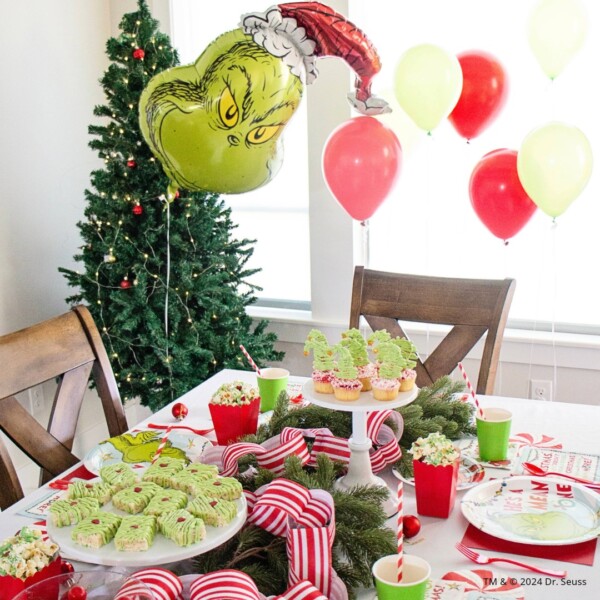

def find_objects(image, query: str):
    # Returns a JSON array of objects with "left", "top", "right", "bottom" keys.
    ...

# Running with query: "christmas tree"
[{"left": 60, "top": 0, "right": 283, "bottom": 411}]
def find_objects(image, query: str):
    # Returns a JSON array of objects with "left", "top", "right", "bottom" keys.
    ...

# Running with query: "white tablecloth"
[{"left": 2, "top": 369, "right": 599, "bottom": 599}]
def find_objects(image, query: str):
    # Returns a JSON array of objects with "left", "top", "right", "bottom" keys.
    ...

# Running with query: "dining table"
[{"left": 1, "top": 368, "right": 599, "bottom": 599}]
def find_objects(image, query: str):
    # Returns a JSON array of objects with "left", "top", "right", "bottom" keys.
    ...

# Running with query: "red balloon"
[
  {"left": 322, "top": 116, "right": 402, "bottom": 221},
  {"left": 469, "top": 149, "right": 537, "bottom": 241},
  {"left": 449, "top": 51, "right": 508, "bottom": 140}
]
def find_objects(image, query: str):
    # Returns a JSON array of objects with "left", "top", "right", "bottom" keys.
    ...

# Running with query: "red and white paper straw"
[
  {"left": 397, "top": 480, "right": 403, "bottom": 582},
  {"left": 458, "top": 362, "right": 484, "bottom": 420},
  {"left": 151, "top": 425, "right": 173, "bottom": 464},
  {"left": 239, "top": 344, "right": 261, "bottom": 376}
]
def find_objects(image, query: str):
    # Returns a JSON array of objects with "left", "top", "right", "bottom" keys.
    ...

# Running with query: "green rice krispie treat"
[
  {"left": 168, "top": 463, "right": 219, "bottom": 492},
  {"left": 49, "top": 497, "right": 100, "bottom": 528},
  {"left": 157, "top": 509, "right": 205, "bottom": 546},
  {"left": 188, "top": 476, "right": 243, "bottom": 500},
  {"left": 187, "top": 495, "right": 237, "bottom": 527},
  {"left": 67, "top": 480, "right": 114, "bottom": 505},
  {"left": 142, "top": 457, "right": 186, "bottom": 487},
  {"left": 143, "top": 488, "right": 188, "bottom": 516},
  {"left": 111, "top": 482, "right": 162, "bottom": 514},
  {"left": 99, "top": 462, "right": 138, "bottom": 491},
  {"left": 114, "top": 515, "right": 157, "bottom": 552},
  {"left": 71, "top": 512, "right": 122, "bottom": 548}
]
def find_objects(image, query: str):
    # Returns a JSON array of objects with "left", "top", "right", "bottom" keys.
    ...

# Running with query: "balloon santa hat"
[{"left": 139, "top": 2, "right": 389, "bottom": 198}]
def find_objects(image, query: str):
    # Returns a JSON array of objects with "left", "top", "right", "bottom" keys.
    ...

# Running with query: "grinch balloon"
[{"left": 139, "top": 2, "right": 389, "bottom": 196}]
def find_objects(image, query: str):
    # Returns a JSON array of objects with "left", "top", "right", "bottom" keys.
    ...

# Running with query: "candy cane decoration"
[
  {"left": 397, "top": 480, "right": 403, "bottom": 582},
  {"left": 151, "top": 425, "right": 174, "bottom": 464},
  {"left": 458, "top": 362, "right": 484, "bottom": 419},
  {"left": 240, "top": 344, "right": 262, "bottom": 375}
]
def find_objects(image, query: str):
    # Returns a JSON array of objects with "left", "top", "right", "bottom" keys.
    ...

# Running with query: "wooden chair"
[
  {"left": 0, "top": 305, "right": 128, "bottom": 510},
  {"left": 349, "top": 266, "right": 516, "bottom": 396}
]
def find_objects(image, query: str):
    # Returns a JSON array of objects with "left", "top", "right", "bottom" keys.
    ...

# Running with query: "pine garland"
[{"left": 192, "top": 376, "right": 475, "bottom": 598}]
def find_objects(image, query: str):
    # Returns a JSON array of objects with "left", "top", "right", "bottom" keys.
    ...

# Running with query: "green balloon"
[
  {"left": 528, "top": 0, "right": 588, "bottom": 80},
  {"left": 393, "top": 43, "right": 462, "bottom": 133},
  {"left": 517, "top": 122, "right": 592, "bottom": 218},
  {"left": 139, "top": 29, "right": 303, "bottom": 195}
]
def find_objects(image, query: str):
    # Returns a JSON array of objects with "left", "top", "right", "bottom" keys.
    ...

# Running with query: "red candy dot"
[
  {"left": 91, "top": 519, "right": 100, "bottom": 524},
  {"left": 177, "top": 517, "right": 186, "bottom": 522},
  {"left": 134, "top": 487, "right": 142, "bottom": 492}
]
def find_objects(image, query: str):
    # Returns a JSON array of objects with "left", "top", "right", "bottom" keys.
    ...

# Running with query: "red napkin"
[
  {"left": 48, "top": 463, "right": 97, "bottom": 489},
  {"left": 461, "top": 524, "right": 597, "bottom": 566}
]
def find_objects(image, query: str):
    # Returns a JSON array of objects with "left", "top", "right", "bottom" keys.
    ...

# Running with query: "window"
[
  {"left": 351, "top": 0, "right": 600, "bottom": 330},
  {"left": 172, "top": 0, "right": 600, "bottom": 330}
]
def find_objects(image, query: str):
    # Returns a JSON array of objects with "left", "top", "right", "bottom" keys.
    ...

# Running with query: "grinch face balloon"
[
  {"left": 139, "top": 2, "right": 389, "bottom": 196},
  {"left": 139, "top": 29, "right": 303, "bottom": 195}
]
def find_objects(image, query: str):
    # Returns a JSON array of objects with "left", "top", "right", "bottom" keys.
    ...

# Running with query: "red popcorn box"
[
  {"left": 209, "top": 396, "right": 260, "bottom": 446},
  {"left": 0, "top": 555, "right": 62, "bottom": 600},
  {"left": 413, "top": 459, "right": 460, "bottom": 518}
]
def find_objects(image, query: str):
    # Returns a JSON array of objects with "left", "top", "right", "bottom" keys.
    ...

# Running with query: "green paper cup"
[
  {"left": 372, "top": 554, "right": 431, "bottom": 600},
  {"left": 257, "top": 367, "right": 289, "bottom": 412},
  {"left": 476, "top": 407, "right": 512, "bottom": 461}
]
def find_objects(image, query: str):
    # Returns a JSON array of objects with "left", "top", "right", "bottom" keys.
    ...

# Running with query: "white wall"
[
  {"left": 0, "top": 0, "right": 167, "bottom": 500},
  {"left": 0, "top": 0, "right": 171, "bottom": 334}
]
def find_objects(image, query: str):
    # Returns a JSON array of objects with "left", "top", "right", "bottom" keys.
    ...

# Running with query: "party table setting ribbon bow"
[{"left": 202, "top": 409, "right": 403, "bottom": 477}]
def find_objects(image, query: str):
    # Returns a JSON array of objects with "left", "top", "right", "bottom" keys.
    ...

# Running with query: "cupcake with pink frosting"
[
  {"left": 391, "top": 337, "right": 418, "bottom": 391},
  {"left": 331, "top": 344, "right": 363, "bottom": 401},
  {"left": 340, "top": 328, "right": 375, "bottom": 391},
  {"left": 370, "top": 341, "right": 407, "bottom": 401},
  {"left": 304, "top": 329, "right": 335, "bottom": 394}
]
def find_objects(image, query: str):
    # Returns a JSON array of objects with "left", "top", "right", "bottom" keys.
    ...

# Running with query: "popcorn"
[
  {"left": 0, "top": 527, "right": 59, "bottom": 580},
  {"left": 210, "top": 381, "right": 259, "bottom": 406},
  {"left": 409, "top": 432, "right": 460, "bottom": 467}
]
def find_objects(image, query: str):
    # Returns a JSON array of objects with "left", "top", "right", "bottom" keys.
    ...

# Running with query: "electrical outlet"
[
  {"left": 28, "top": 388, "right": 44, "bottom": 414},
  {"left": 529, "top": 379, "right": 553, "bottom": 401}
]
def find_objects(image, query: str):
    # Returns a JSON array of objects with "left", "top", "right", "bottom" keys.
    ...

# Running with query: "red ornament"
[
  {"left": 60, "top": 560, "right": 74, "bottom": 574},
  {"left": 127, "top": 159, "right": 137, "bottom": 168},
  {"left": 132, "top": 204, "right": 143, "bottom": 216},
  {"left": 67, "top": 586, "right": 87, "bottom": 600},
  {"left": 133, "top": 48, "right": 145, "bottom": 60},
  {"left": 172, "top": 402, "right": 188, "bottom": 421},
  {"left": 403, "top": 514, "right": 421, "bottom": 539},
  {"left": 120, "top": 279, "right": 132, "bottom": 289}
]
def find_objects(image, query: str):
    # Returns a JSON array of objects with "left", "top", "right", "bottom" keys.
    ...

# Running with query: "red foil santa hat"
[{"left": 241, "top": 2, "right": 390, "bottom": 115}]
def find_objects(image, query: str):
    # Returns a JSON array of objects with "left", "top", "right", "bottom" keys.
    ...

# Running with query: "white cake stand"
[{"left": 302, "top": 381, "right": 418, "bottom": 516}]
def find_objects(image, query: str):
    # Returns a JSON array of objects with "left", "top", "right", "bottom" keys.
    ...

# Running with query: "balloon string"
[
  {"left": 165, "top": 197, "right": 171, "bottom": 354},
  {"left": 361, "top": 219, "right": 370, "bottom": 268},
  {"left": 550, "top": 219, "right": 558, "bottom": 400}
]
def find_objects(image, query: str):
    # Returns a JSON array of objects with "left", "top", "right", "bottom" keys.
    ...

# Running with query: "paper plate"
[
  {"left": 84, "top": 430, "right": 212, "bottom": 475},
  {"left": 393, "top": 455, "right": 485, "bottom": 491},
  {"left": 461, "top": 475, "right": 600, "bottom": 546}
]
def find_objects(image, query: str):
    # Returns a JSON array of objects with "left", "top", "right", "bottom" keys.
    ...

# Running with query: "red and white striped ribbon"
[
  {"left": 286, "top": 489, "right": 335, "bottom": 597},
  {"left": 115, "top": 567, "right": 183, "bottom": 600},
  {"left": 190, "top": 570, "right": 261, "bottom": 600},
  {"left": 204, "top": 428, "right": 311, "bottom": 477},
  {"left": 203, "top": 411, "right": 403, "bottom": 478},
  {"left": 188, "top": 570, "right": 332, "bottom": 600},
  {"left": 187, "top": 480, "right": 344, "bottom": 599}
]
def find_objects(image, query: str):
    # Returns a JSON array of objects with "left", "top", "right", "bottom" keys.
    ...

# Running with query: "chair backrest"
[
  {"left": 349, "top": 267, "right": 515, "bottom": 396},
  {"left": 0, "top": 305, "right": 128, "bottom": 510}
]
